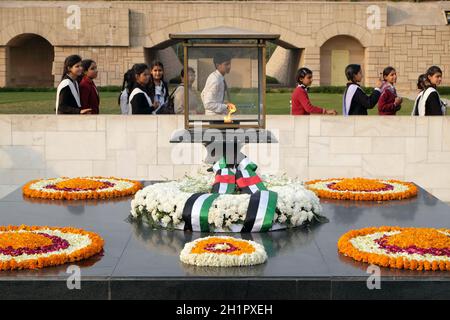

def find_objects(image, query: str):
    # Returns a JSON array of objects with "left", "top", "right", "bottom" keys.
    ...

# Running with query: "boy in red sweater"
[
  {"left": 291, "top": 68, "right": 337, "bottom": 115},
  {"left": 378, "top": 66, "right": 402, "bottom": 115}
]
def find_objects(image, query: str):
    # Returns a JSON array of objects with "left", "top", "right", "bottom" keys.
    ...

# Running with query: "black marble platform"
[{"left": 0, "top": 183, "right": 450, "bottom": 300}]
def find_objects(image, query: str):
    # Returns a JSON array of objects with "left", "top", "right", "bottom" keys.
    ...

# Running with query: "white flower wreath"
[{"left": 130, "top": 173, "right": 326, "bottom": 232}]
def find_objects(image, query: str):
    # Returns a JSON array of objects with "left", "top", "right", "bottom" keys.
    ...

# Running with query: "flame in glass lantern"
[{"left": 224, "top": 103, "right": 237, "bottom": 123}]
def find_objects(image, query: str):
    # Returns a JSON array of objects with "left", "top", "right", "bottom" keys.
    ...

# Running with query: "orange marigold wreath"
[{"left": 23, "top": 177, "right": 142, "bottom": 200}]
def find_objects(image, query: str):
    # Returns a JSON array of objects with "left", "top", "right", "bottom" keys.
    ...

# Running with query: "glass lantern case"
[{"left": 169, "top": 27, "right": 280, "bottom": 129}]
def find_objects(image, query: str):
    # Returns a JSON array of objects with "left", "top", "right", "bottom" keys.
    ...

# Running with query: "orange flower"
[
  {"left": 191, "top": 237, "right": 256, "bottom": 255},
  {"left": 337, "top": 226, "right": 450, "bottom": 272},
  {"left": 0, "top": 225, "right": 104, "bottom": 271},
  {"left": 23, "top": 177, "right": 142, "bottom": 201},
  {"left": 305, "top": 178, "right": 417, "bottom": 201}
]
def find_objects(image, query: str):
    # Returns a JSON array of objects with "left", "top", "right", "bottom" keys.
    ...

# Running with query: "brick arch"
[
  {"left": 1, "top": 20, "right": 57, "bottom": 46},
  {"left": 146, "top": 17, "right": 315, "bottom": 49},
  {"left": 316, "top": 22, "right": 375, "bottom": 48}
]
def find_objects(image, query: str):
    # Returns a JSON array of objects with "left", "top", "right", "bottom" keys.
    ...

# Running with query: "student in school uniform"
[
  {"left": 79, "top": 59, "right": 100, "bottom": 114},
  {"left": 413, "top": 66, "right": 445, "bottom": 116},
  {"left": 201, "top": 52, "right": 234, "bottom": 115},
  {"left": 412, "top": 74, "right": 428, "bottom": 116},
  {"left": 342, "top": 64, "right": 382, "bottom": 116},
  {"left": 128, "top": 63, "right": 155, "bottom": 115},
  {"left": 378, "top": 66, "right": 402, "bottom": 115},
  {"left": 291, "top": 67, "right": 337, "bottom": 115},
  {"left": 118, "top": 69, "right": 134, "bottom": 115},
  {"left": 56, "top": 55, "right": 92, "bottom": 114},
  {"left": 173, "top": 67, "right": 201, "bottom": 114},
  {"left": 147, "top": 60, "right": 169, "bottom": 114}
]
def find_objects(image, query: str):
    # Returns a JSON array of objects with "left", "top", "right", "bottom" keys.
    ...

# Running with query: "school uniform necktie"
[{"left": 223, "top": 79, "right": 230, "bottom": 102}]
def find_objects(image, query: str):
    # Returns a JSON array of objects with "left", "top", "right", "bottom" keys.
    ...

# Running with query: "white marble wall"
[{"left": 1, "top": 115, "right": 450, "bottom": 201}]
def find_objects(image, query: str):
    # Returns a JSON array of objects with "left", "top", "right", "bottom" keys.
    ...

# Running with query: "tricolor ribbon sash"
[{"left": 182, "top": 156, "right": 278, "bottom": 233}]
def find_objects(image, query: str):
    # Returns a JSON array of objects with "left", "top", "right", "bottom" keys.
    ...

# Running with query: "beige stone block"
[
  {"left": 57, "top": 116, "right": 97, "bottom": 131},
  {"left": 371, "top": 137, "right": 406, "bottom": 154},
  {"left": 405, "top": 163, "right": 450, "bottom": 189},
  {"left": 97, "top": 117, "right": 106, "bottom": 131},
  {"left": 294, "top": 115, "right": 309, "bottom": 147},
  {"left": 126, "top": 116, "right": 157, "bottom": 132},
  {"left": 92, "top": 160, "right": 116, "bottom": 177},
  {"left": 416, "top": 117, "right": 428, "bottom": 136},
  {"left": 0, "top": 117, "right": 11, "bottom": 145},
  {"left": 281, "top": 147, "right": 308, "bottom": 158},
  {"left": 116, "top": 149, "right": 136, "bottom": 179},
  {"left": 136, "top": 165, "right": 149, "bottom": 180},
  {"left": 309, "top": 116, "right": 321, "bottom": 136},
  {"left": 106, "top": 117, "right": 127, "bottom": 150},
  {"left": 157, "top": 147, "right": 175, "bottom": 165},
  {"left": 157, "top": 116, "right": 179, "bottom": 147},
  {"left": 330, "top": 137, "right": 372, "bottom": 154},
  {"left": 280, "top": 157, "right": 308, "bottom": 180},
  {"left": 354, "top": 117, "right": 415, "bottom": 136},
  {"left": 170, "top": 144, "right": 205, "bottom": 165},
  {"left": 428, "top": 117, "right": 443, "bottom": 151},
  {"left": 320, "top": 117, "right": 354, "bottom": 136},
  {"left": 173, "top": 165, "right": 204, "bottom": 179},
  {"left": 427, "top": 152, "right": 450, "bottom": 163},
  {"left": 242, "top": 143, "right": 280, "bottom": 173},
  {"left": 308, "top": 166, "right": 363, "bottom": 180},
  {"left": 362, "top": 154, "right": 405, "bottom": 177},
  {"left": 11, "top": 115, "right": 57, "bottom": 132},
  {"left": 46, "top": 160, "right": 93, "bottom": 177},
  {"left": 405, "top": 137, "right": 428, "bottom": 163},
  {"left": 442, "top": 117, "right": 450, "bottom": 151},
  {"left": 12, "top": 132, "right": 45, "bottom": 146},
  {"left": 266, "top": 116, "right": 294, "bottom": 131},
  {"left": 148, "top": 165, "right": 174, "bottom": 181},
  {"left": 135, "top": 132, "right": 157, "bottom": 165},
  {"left": 45, "top": 132, "right": 106, "bottom": 160},
  {"left": 0, "top": 146, "right": 45, "bottom": 169},
  {"left": 278, "top": 130, "right": 295, "bottom": 146}
]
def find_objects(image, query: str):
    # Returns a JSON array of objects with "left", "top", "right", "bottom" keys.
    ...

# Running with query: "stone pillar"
[
  {"left": 302, "top": 47, "right": 321, "bottom": 86},
  {"left": 0, "top": 46, "right": 8, "bottom": 87},
  {"left": 266, "top": 46, "right": 301, "bottom": 86}
]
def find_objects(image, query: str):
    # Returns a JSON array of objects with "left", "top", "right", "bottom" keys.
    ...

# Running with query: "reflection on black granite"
[
  {"left": 322, "top": 197, "right": 420, "bottom": 225},
  {"left": 129, "top": 217, "right": 316, "bottom": 259}
]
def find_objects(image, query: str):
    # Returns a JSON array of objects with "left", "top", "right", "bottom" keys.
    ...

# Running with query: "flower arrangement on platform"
[
  {"left": 0, "top": 225, "right": 104, "bottom": 271},
  {"left": 23, "top": 177, "right": 142, "bottom": 200},
  {"left": 180, "top": 236, "right": 267, "bottom": 267},
  {"left": 130, "top": 173, "right": 326, "bottom": 232},
  {"left": 338, "top": 226, "right": 450, "bottom": 271},
  {"left": 305, "top": 178, "right": 417, "bottom": 201}
]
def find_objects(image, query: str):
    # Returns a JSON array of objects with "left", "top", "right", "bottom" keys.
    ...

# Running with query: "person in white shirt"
[{"left": 201, "top": 52, "right": 234, "bottom": 115}]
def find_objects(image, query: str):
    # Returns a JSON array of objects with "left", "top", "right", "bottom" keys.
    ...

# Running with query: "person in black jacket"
[
  {"left": 422, "top": 66, "right": 444, "bottom": 116},
  {"left": 147, "top": 60, "right": 169, "bottom": 113},
  {"left": 128, "top": 63, "right": 155, "bottom": 114},
  {"left": 342, "top": 64, "right": 382, "bottom": 116},
  {"left": 56, "top": 55, "right": 92, "bottom": 114}
]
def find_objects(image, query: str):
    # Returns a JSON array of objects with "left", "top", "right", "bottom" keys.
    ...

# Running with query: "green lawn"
[{"left": 0, "top": 91, "right": 415, "bottom": 115}]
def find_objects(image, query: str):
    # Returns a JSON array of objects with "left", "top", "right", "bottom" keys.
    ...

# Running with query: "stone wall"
[
  {"left": 0, "top": 1, "right": 450, "bottom": 91},
  {"left": 1, "top": 115, "right": 450, "bottom": 202}
]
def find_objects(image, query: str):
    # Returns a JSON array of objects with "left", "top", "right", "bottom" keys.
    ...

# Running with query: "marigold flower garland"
[
  {"left": 338, "top": 226, "right": 450, "bottom": 271},
  {"left": 180, "top": 236, "right": 267, "bottom": 267},
  {"left": 305, "top": 178, "right": 417, "bottom": 201},
  {"left": 0, "top": 225, "right": 104, "bottom": 271},
  {"left": 23, "top": 177, "right": 142, "bottom": 200}
]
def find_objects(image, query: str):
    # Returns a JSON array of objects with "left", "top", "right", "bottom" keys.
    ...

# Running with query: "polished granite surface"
[{"left": 0, "top": 184, "right": 449, "bottom": 299}]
